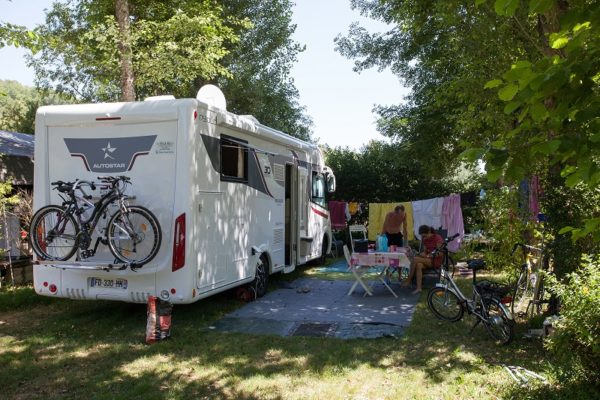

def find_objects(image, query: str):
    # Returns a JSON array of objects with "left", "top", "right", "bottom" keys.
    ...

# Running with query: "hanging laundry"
[
  {"left": 412, "top": 197, "right": 444, "bottom": 239},
  {"left": 328, "top": 201, "right": 347, "bottom": 230},
  {"left": 368, "top": 202, "right": 414, "bottom": 241},
  {"left": 441, "top": 194, "right": 465, "bottom": 252},
  {"left": 348, "top": 202, "right": 360, "bottom": 216},
  {"left": 529, "top": 176, "right": 541, "bottom": 221}
]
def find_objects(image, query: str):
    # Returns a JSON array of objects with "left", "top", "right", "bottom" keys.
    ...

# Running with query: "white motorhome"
[{"left": 33, "top": 85, "right": 336, "bottom": 304}]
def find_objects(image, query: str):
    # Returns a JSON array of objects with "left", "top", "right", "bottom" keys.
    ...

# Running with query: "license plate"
[{"left": 90, "top": 277, "right": 128, "bottom": 289}]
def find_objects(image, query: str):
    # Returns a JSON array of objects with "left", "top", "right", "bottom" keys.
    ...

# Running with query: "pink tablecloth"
[{"left": 350, "top": 250, "right": 411, "bottom": 268}]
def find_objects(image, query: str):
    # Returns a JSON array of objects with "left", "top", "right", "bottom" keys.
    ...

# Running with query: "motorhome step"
[{"left": 283, "top": 264, "right": 296, "bottom": 274}]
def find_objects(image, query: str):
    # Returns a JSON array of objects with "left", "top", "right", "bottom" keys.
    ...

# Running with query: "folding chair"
[
  {"left": 417, "top": 228, "right": 455, "bottom": 283},
  {"left": 330, "top": 231, "right": 345, "bottom": 258},
  {"left": 348, "top": 224, "right": 368, "bottom": 253},
  {"left": 343, "top": 245, "right": 373, "bottom": 296}
]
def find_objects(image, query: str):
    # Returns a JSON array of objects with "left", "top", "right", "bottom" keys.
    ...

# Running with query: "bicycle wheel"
[
  {"left": 511, "top": 268, "right": 534, "bottom": 316},
  {"left": 484, "top": 298, "right": 514, "bottom": 345},
  {"left": 107, "top": 206, "right": 162, "bottom": 265},
  {"left": 427, "top": 286, "right": 464, "bottom": 322},
  {"left": 29, "top": 205, "right": 78, "bottom": 261},
  {"left": 527, "top": 280, "right": 546, "bottom": 318}
]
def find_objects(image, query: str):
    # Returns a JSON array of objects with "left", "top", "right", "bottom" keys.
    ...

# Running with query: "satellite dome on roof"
[{"left": 196, "top": 84, "right": 227, "bottom": 110}]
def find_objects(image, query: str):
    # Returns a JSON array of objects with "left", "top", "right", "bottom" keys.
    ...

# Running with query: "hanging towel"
[
  {"left": 441, "top": 194, "right": 464, "bottom": 252},
  {"left": 412, "top": 197, "right": 444, "bottom": 239},
  {"left": 348, "top": 202, "right": 360, "bottom": 215},
  {"left": 529, "top": 176, "right": 540, "bottom": 221},
  {"left": 368, "top": 202, "right": 414, "bottom": 241},
  {"left": 328, "top": 201, "right": 347, "bottom": 230}
]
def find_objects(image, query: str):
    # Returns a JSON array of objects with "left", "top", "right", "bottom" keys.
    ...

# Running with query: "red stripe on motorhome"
[{"left": 311, "top": 206, "right": 329, "bottom": 219}]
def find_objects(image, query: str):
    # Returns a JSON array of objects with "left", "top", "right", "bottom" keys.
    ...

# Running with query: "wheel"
[
  {"left": 484, "top": 298, "right": 514, "bottom": 345},
  {"left": 29, "top": 205, "right": 78, "bottom": 261},
  {"left": 249, "top": 254, "right": 269, "bottom": 298},
  {"left": 427, "top": 286, "right": 464, "bottom": 322},
  {"left": 511, "top": 268, "right": 533, "bottom": 315},
  {"left": 107, "top": 206, "right": 161, "bottom": 265},
  {"left": 527, "top": 280, "right": 545, "bottom": 318}
]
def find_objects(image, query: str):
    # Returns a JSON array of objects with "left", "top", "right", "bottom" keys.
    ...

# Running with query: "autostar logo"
[{"left": 64, "top": 135, "right": 157, "bottom": 173}]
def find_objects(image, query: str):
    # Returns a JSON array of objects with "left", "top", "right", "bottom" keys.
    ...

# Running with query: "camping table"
[{"left": 348, "top": 250, "right": 411, "bottom": 298}]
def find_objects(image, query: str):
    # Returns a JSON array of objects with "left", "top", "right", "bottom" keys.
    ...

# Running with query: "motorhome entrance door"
[{"left": 284, "top": 164, "right": 296, "bottom": 266}]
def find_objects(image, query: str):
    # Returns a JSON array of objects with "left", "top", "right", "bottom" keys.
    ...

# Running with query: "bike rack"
[{"left": 34, "top": 260, "right": 129, "bottom": 271}]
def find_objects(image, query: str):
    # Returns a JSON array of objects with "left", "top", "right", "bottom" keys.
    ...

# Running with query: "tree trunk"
[{"left": 116, "top": 0, "right": 135, "bottom": 101}]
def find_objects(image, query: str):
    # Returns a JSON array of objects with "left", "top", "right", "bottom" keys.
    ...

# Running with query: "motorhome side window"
[
  {"left": 311, "top": 172, "right": 326, "bottom": 207},
  {"left": 220, "top": 135, "right": 248, "bottom": 181}
]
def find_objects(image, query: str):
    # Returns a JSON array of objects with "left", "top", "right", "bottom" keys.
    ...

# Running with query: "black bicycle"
[
  {"left": 427, "top": 235, "right": 515, "bottom": 345},
  {"left": 29, "top": 176, "right": 161, "bottom": 267}
]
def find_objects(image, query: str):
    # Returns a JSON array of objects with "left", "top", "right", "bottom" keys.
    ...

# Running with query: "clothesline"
[{"left": 329, "top": 194, "right": 465, "bottom": 252}]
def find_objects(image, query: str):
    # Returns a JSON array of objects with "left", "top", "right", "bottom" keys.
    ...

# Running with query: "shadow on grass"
[{"left": 0, "top": 265, "right": 577, "bottom": 399}]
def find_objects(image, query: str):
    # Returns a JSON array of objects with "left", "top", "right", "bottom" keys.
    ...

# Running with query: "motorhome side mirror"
[{"left": 326, "top": 174, "right": 336, "bottom": 193}]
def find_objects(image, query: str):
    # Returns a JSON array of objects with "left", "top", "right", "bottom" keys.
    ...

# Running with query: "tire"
[
  {"left": 106, "top": 206, "right": 161, "bottom": 265},
  {"left": 29, "top": 205, "right": 78, "bottom": 261},
  {"left": 484, "top": 298, "right": 514, "bottom": 345},
  {"left": 527, "top": 280, "right": 545, "bottom": 318},
  {"left": 249, "top": 254, "right": 269, "bottom": 299},
  {"left": 511, "top": 268, "right": 533, "bottom": 316},
  {"left": 427, "top": 286, "right": 464, "bottom": 322}
]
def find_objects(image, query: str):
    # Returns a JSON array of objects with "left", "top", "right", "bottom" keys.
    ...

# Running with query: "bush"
[
  {"left": 478, "top": 187, "right": 532, "bottom": 272},
  {"left": 546, "top": 255, "right": 600, "bottom": 384}
]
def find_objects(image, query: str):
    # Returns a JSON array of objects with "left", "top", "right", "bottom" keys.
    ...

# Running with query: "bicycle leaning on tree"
[
  {"left": 510, "top": 242, "right": 552, "bottom": 318},
  {"left": 29, "top": 176, "right": 162, "bottom": 268},
  {"left": 427, "top": 234, "right": 515, "bottom": 345}
]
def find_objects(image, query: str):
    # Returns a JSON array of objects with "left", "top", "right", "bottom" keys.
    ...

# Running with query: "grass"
[{"left": 1, "top": 259, "right": 598, "bottom": 400}]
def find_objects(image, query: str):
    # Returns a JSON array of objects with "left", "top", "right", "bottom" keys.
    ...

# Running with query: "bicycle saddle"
[{"left": 467, "top": 259, "right": 486, "bottom": 270}]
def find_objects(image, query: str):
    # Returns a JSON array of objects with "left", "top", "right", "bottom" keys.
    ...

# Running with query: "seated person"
[{"left": 401, "top": 225, "right": 443, "bottom": 294}]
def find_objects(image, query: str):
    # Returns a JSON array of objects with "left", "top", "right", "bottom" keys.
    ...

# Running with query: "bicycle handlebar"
[
  {"left": 511, "top": 242, "right": 542, "bottom": 256},
  {"left": 429, "top": 233, "right": 461, "bottom": 257}
]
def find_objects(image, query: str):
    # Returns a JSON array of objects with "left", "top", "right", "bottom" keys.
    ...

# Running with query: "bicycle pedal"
[{"left": 80, "top": 250, "right": 94, "bottom": 259}]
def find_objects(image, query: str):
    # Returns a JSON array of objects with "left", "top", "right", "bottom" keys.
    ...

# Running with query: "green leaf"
[
  {"left": 517, "top": 106, "right": 530, "bottom": 122},
  {"left": 513, "top": 60, "right": 532, "bottom": 69},
  {"left": 486, "top": 167, "right": 504, "bottom": 182},
  {"left": 484, "top": 79, "right": 503, "bottom": 89},
  {"left": 532, "top": 139, "right": 561, "bottom": 155},
  {"left": 475, "top": 0, "right": 487, "bottom": 5},
  {"left": 459, "top": 147, "right": 485, "bottom": 162},
  {"left": 558, "top": 226, "right": 575, "bottom": 234},
  {"left": 565, "top": 171, "right": 582, "bottom": 187},
  {"left": 529, "top": 0, "right": 555, "bottom": 13},
  {"left": 498, "top": 83, "right": 518, "bottom": 101},
  {"left": 494, "top": 0, "right": 520, "bottom": 16},
  {"left": 504, "top": 100, "right": 521, "bottom": 114},
  {"left": 550, "top": 33, "right": 569, "bottom": 49},
  {"left": 530, "top": 102, "right": 548, "bottom": 122},
  {"left": 573, "top": 22, "right": 591, "bottom": 33}
]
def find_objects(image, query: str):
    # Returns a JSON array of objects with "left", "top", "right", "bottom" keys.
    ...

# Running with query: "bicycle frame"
[
  {"left": 56, "top": 179, "right": 133, "bottom": 258},
  {"left": 436, "top": 264, "right": 493, "bottom": 322}
]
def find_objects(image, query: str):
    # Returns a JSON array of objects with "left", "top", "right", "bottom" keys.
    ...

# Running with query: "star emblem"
[{"left": 102, "top": 142, "right": 116, "bottom": 159}]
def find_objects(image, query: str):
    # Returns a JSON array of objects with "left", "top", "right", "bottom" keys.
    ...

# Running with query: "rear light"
[
  {"left": 501, "top": 296, "right": 512, "bottom": 305},
  {"left": 49, "top": 284, "right": 57, "bottom": 293},
  {"left": 172, "top": 213, "right": 186, "bottom": 271}
]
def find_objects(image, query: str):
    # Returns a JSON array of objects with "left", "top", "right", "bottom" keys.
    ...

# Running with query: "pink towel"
[
  {"left": 328, "top": 201, "right": 347, "bottom": 229},
  {"left": 441, "top": 194, "right": 465, "bottom": 252}
]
